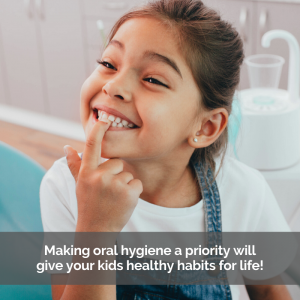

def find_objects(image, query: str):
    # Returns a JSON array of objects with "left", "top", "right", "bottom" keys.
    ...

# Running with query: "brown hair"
[{"left": 106, "top": 0, "right": 244, "bottom": 180}]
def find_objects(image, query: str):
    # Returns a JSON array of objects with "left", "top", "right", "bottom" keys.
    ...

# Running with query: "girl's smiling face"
[{"left": 80, "top": 17, "right": 202, "bottom": 161}]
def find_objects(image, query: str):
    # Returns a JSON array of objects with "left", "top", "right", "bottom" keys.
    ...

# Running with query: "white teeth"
[{"left": 97, "top": 110, "right": 136, "bottom": 128}]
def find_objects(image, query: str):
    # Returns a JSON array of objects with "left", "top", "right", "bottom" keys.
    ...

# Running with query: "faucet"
[{"left": 261, "top": 30, "right": 300, "bottom": 103}]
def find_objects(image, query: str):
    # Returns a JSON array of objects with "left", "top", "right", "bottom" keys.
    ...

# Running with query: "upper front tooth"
[{"left": 97, "top": 110, "right": 135, "bottom": 127}]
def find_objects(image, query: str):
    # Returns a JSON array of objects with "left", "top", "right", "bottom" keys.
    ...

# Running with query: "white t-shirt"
[{"left": 39, "top": 153, "right": 293, "bottom": 300}]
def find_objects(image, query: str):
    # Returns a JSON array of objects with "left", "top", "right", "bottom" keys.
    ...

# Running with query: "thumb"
[{"left": 64, "top": 145, "right": 81, "bottom": 183}]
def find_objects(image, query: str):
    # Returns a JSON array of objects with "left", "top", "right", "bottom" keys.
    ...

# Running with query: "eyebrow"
[{"left": 106, "top": 39, "right": 183, "bottom": 79}]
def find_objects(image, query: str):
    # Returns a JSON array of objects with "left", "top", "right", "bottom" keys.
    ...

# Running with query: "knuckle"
[
  {"left": 98, "top": 171, "right": 111, "bottom": 186},
  {"left": 112, "top": 175, "right": 123, "bottom": 189},
  {"left": 122, "top": 187, "right": 131, "bottom": 199},
  {"left": 85, "top": 137, "right": 96, "bottom": 149}
]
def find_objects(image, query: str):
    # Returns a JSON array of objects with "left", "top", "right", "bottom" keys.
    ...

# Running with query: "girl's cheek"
[
  {"left": 80, "top": 79, "right": 93, "bottom": 106},
  {"left": 81, "top": 73, "right": 101, "bottom": 106}
]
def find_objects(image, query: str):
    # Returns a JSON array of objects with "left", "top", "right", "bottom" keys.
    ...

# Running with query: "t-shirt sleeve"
[
  {"left": 39, "top": 159, "right": 77, "bottom": 274},
  {"left": 39, "top": 159, "right": 77, "bottom": 232}
]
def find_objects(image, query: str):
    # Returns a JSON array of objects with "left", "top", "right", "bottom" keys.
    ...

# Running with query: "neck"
[{"left": 122, "top": 153, "right": 201, "bottom": 208}]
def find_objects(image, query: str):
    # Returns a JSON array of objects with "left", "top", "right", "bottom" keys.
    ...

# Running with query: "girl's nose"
[{"left": 102, "top": 74, "right": 134, "bottom": 102}]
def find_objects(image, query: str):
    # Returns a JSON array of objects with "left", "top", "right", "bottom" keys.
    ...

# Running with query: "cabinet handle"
[
  {"left": 104, "top": 2, "right": 128, "bottom": 10},
  {"left": 24, "top": 0, "right": 33, "bottom": 18},
  {"left": 259, "top": 10, "right": 268, "bottom": 41},
  {"left": 239, "top": 8, "right": 248, "bottom": 43},
  {"left": 35, "top": 0, "right": 44, "bottom": 20}
]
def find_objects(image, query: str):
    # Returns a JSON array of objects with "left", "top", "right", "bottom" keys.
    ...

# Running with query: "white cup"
[{"left": 245, "top": 54, "right": 285, "bottom": 89}]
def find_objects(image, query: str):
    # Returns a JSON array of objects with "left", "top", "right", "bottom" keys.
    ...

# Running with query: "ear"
[{"left": 188, "top": 108, "right": 228, "bottom": 148}]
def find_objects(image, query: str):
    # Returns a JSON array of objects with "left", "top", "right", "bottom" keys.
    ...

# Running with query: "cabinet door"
[
  {"left": 38, "top": 0, "right": 86, "bottom": 122},
  {"left": 201, "top": 0, "right": 255, "bottom": 90},
  {"left": 0, "top": 0, "right": 46, "bottom": 112},
  {"left": 255, "top": 2, "right": 300, "bottom": 91}
]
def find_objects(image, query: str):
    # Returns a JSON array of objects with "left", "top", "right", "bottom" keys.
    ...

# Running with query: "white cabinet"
[
  {"left": 0, "top": 26, "right": 8, "bottom": 105},
  {"left": 38, "top": 0, "right": 86, "bottom": 121},
  {"left": 254, "top": 2, "right": 300, "bottom": 91},
  {"left": 0, "top": 0, "right": 46, "bottom": 113},
  {"left": 0, "top": 0, "right": 86, "bottom": 122},
  {"left": 202, "top": 0, "right": 300, "bottom": 91}
]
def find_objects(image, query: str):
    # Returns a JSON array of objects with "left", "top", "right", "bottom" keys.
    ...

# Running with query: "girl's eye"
[
  {"left": 144, "top": 77, "right": 169, "bottom": 88},
  {"left": 97, "top": 60, "right": 168, "bottom": 88},
  {"left": 97, "top": 60, "right": 117, "bottom": 71}
]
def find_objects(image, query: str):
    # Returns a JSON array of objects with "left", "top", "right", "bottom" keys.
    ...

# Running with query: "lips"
[{"left": 92, "top": 104, "right": 138, "bottom": 127}]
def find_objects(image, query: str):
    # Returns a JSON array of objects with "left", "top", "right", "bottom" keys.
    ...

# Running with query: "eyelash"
[{"left": 96, "top": 60, "right": 169, "bottom": 88}]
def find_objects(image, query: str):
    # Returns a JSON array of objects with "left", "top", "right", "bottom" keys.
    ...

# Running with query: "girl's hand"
[{"left": 64, "top": 117, "right": 143, "bottom": 233}]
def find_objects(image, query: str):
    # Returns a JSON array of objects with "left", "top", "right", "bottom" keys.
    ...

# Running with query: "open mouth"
[{"left": 93, "top": 109, "right": 139, "bottom": 129}]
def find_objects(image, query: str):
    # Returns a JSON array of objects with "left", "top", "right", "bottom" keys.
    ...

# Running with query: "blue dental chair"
[{"left": 0, "top": 141, "right": 52, "bottom": 299}]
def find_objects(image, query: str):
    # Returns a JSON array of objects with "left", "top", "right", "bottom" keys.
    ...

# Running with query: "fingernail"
[{"left": 63, "top": 145, "right": 69, "bottom": 156}]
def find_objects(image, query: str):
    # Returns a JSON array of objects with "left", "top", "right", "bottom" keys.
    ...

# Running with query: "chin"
[{"left": 101, "top": 148, "right": 119, "bottom": 159}]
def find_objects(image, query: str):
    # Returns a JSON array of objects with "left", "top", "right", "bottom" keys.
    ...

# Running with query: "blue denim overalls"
[{"left": 116, "top": 156, "right": 232, "bottom": 300}]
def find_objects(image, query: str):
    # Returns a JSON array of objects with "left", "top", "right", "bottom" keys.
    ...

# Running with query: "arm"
[
  {"left": 246, "top": 285, "right": 292, "bottom": 300},
  {"left": 52, "top": 281, "right": 116, "bottom": 300},
  {"left": 245, "top": 275, "right": 292, "bottom": 300},
  {"left": 50, "top": 116, "right": 142, "bottom": 299}
]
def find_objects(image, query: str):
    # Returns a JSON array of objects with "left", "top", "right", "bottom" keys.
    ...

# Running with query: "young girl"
[{"left": 40, "top": 0, "right": 293, "bottom": 299}]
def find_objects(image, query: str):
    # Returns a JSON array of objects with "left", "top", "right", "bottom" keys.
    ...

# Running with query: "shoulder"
[
  {"left": 40, "top": 155, "right": 76, "bottom": 199},
  {"left": 40, "top": 155, "right": 79, "bottom": 232},
  {"left": 216, "top": 155, "right": 289, "bottom": 231},
  {"left": 216, "top": 155, "right": 266, "bottom": 193}
]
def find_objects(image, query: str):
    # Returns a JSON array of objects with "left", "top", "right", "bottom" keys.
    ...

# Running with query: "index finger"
[{"left": 82, "top": 117, "right": 111, "bottom": 169}]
